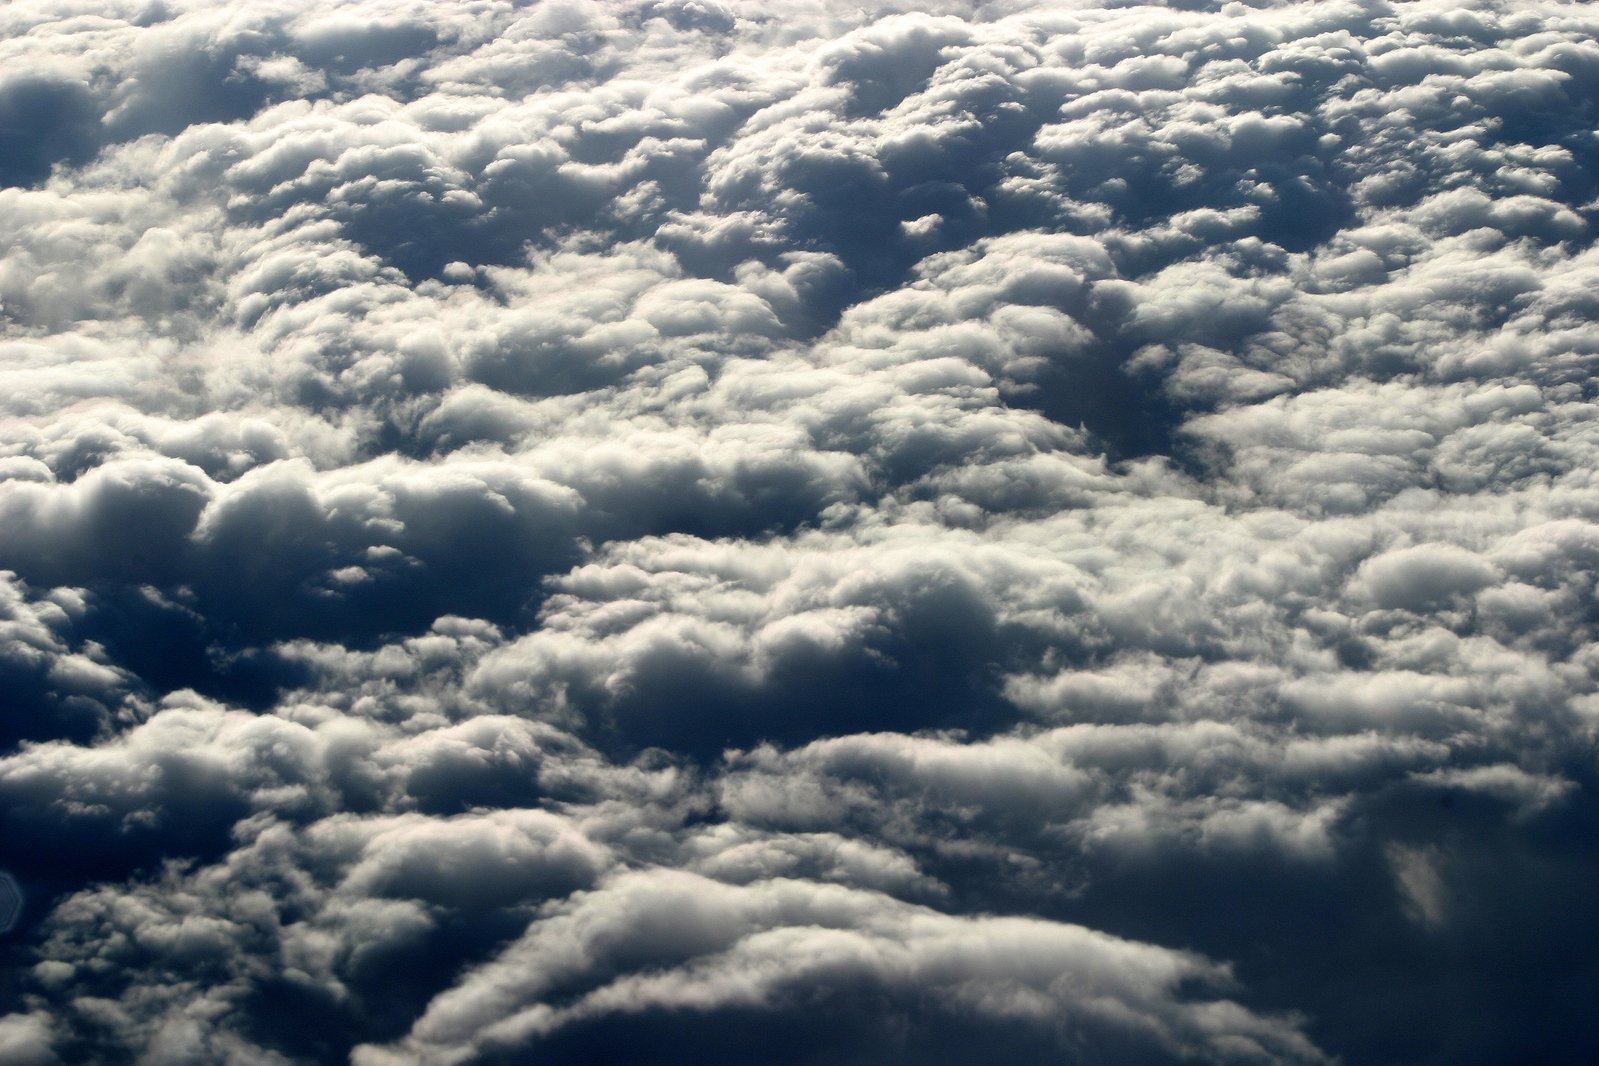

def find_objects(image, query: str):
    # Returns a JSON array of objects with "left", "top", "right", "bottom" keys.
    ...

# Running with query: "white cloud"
[
  {"left": 4, "top": 1, "right": 1599, "bottom": 1063},
  {"left": 353, "top": 870, "right": 1326, "bottom": 1066}
]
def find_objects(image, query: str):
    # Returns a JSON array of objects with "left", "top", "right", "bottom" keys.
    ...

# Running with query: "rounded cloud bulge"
[{"left": 2, "top": 1, "right": 1598, "bottom": 1064}]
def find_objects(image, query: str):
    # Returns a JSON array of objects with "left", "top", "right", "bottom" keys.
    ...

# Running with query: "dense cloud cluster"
[{"left": 2, "top": 0, "right": 1598, "bottom": 1062}]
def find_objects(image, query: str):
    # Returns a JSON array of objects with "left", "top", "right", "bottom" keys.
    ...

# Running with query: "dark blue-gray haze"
[{"left": 1, "top": 0, "right": 1597, "bottom": 1063}]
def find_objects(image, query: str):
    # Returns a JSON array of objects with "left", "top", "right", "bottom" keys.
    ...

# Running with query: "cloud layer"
[{"left": 3, "top": 1, "right": 1599, "bottom": 1063}]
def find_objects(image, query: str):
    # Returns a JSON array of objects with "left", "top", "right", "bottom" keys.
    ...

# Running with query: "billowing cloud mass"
[{"left": 2, "top": 0, "right": 1598, "bottom": 1062}]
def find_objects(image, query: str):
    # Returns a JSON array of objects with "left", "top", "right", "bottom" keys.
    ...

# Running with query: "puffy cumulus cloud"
[
  {"left": 0, "top": 1011, "right": 59, "bottom": 1066},
  {"left": 4, "top": 1, "right": 1599, "bottom": 1064},
  {"left": 1350, "top": 541, "right": 1501, "bottom": 609},
  {"left": 3, "top": 687, "right": 693, "bottom": 1063},
  {"left": 0, "top": 570, "right": 142, "bottom": 746},
  {"left": 464, "top": 523, "right": 1092, "bottom": 752},
  {"left": 353, "top": 870, "right": 1326, "bottom": 1066}
]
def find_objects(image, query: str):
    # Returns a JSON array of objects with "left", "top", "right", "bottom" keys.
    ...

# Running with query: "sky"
[{"left": 1, "top": 0, "right": 1597, "bottom": 1063}]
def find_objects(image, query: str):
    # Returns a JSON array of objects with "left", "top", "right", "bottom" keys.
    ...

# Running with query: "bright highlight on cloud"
[{"left": 1, "top": 1, "right": 1597, "bottom": 1063}]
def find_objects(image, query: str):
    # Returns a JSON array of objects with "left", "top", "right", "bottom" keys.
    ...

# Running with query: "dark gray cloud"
[{"left": 2, "top": 1, "right": 1598, "bottom": 1063}]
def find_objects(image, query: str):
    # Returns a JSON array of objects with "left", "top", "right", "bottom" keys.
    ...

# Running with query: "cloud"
[
  {"left": 1350, "top": 542, "right": 1501, "bottom": 610},
  {"left": 2, "top": 1, "right": 1599, "bottom": 1064},
  {"left": 0, "top": 1012, "right": 57, "bottom": 1066},
  {"left": 352, "top": 871, "right": 1326, "bottom": 1066}
]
